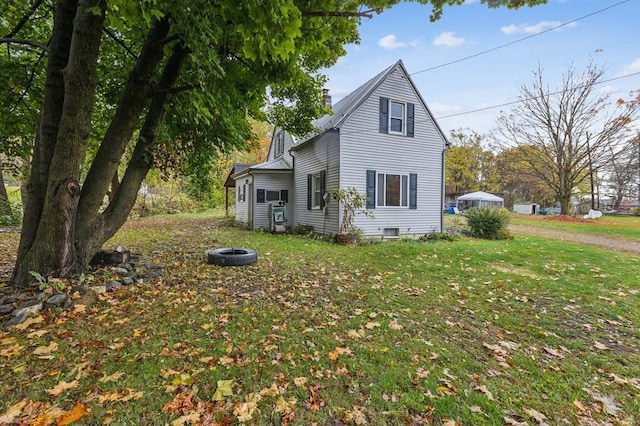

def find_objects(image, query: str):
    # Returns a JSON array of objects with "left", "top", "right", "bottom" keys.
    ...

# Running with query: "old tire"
[{"left": 207, "top": 248, "right": 258, "bottom": 266}]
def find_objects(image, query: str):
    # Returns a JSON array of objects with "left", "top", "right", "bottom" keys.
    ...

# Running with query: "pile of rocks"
[{"left": 1, "top": 250, "right": 165, "bottom": 329}]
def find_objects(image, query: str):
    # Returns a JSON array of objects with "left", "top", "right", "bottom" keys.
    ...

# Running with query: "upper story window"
[
  {"left": 389, "top": 101, "right": 405, "bottom": 134},
  {"left": 275, "top": 132, "right": 285, "bottom": 157},
  {"left": 379, "top": 97, "right": 415, "bottom": 137}
]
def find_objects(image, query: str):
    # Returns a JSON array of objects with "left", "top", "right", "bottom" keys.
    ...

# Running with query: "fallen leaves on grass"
[
  {"left": 46, "top": 380, "right": 79, "bottom": 396},
  {"left": 212, "top": 380, "right": 234, "bottom": 401},
  {"left": 13, "top": 315, "right": 45, "bottom": 330},
  {"left": 591, "top": 393, "right": 620, "bottom": 416},
  {"left": 56, "top": 401, "right": 90, "bottom": 425},
  {"left": 170, "top": 412, "right": 201, "bottom": 426},
  {"left": 0, "top": 398, "right": 28, "bottom": 423},
  {"left": 233, "top": 393, "right": 261, "bottom": 422},
  {"left": 523, "top": 407, "right": 548, "bottom": 424},
  {"left": 0, "top": 341, "right": 24, "bottom": 357},
  {"left": 343, "top": 405, "right": 368, "bottom": 425},
  {"left": 32, "top": 341, "right": 59, "bottom": 356},
  {"left": 99, "top": 371, "right": 125, "bottom": 383},
  {"left": 97, "top": 389, "right": 144, "bottom": 403}
]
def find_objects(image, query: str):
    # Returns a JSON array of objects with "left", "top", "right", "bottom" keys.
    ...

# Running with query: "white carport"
[{"left": 456, "top": 191, "right": 504, "bottom": 211}]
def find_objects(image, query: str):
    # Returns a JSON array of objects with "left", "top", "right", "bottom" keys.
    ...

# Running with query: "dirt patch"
[{"left": 509, "top": 223, "right": 640, "bottom": 255}]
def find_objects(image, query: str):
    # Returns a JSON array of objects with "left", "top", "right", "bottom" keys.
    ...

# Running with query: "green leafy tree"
[
  {"left": 2, "top": 0, "right": 547, "bottom": 286},
  {"left": 494, "top": 145, "right": 557, "bottom": 208},
  {"left": 445, "top": 128, "right": 497, "bottom": 194}
]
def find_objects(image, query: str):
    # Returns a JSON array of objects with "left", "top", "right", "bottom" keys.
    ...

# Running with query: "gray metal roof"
[
  {"left": 250, "top": 157, "right": 292, "bottom": 170},
  {"left": 291, "top": 61, "right": 400, "bottom": 150},
  {"left": 224, "top": 163, "right": 254, "bottom": 187},
  {"left": 230, "top": 157, "right": 292, "bottom": 180},
  {"left": 314, "top": 62, "right": 395, "bottom": 131}
]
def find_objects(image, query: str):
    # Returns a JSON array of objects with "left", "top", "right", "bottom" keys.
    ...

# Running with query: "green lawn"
[{"left": 1, "top": 213, "right": 638, "bottom": 425}]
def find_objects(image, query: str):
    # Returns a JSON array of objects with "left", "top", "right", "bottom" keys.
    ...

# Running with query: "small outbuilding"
[
  {"left": 513, "top": 203, "right": 540, "bottom": 215},
  {"left": 456, "top": 191, "right": 504, "bottom": 211}
]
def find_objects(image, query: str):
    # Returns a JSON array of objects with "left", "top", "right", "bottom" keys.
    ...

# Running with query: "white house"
[{"left": 230, "top": 60, "right": 450, "bottom": 238}]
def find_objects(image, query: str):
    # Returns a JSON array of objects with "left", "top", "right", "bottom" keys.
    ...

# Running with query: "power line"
[
  {"left": 435, "top": 70, "right": 640, "bottom": 120},
  {"left": 336, "top": 70, "right": 640, "bottom": 137},
  {"left": 410, "top": 0, "right": 631, "bottom": 76}
]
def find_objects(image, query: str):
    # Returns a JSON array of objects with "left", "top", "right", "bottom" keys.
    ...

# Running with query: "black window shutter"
[
  {"left": 319, "top": 170, "right": 326, "bottom": 209},
  {"left": 280, "top": 190, "right": 288, "bottom": 203},
  {"left": 366, "top": 170, "right": 376, "bottom": 209},
  {"left": 379, "top": 98, "right": 389, "bottom": 134},
  {"left": 307, "top": 174, "right": 312, "bottom": 210},
  {"left": 256, "top": 189, "right": 265, "bottom": 203},
  {"left": 409, "top": 173, "right": 417, "bottom": 209},
  {"left": 407, "top": 103, "right": 415, "bottom": 137}
]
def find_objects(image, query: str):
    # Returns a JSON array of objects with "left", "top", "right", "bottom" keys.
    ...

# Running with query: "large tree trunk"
[
  {"left": 15, "top": 0, "right": 76, "bottom": 266},
  {"left": 75, "top": 44, "right": 189, "bottom": 265},
  {"left": 73, "top": 18, "right": 171, "bottom": 264},
  {"left": 12, "top": 0, "right": 106, "bottom": 286}
]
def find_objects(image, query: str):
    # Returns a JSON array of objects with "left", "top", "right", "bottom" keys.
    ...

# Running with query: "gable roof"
[
  {"left": 230, "top": 157, "right": 293, "bottom": 180},
  {"left": 224, "top": 163, "right": 254, "bottom": 187},
  {"left": 291, "top": 59, "right": 449, "bottom": 151}
]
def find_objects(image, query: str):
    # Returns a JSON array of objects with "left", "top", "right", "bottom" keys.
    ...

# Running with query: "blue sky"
[{"left": 322, "top": 0, "right": 640, "bottom": 136}]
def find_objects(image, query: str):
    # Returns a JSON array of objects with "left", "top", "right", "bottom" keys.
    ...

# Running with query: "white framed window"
[
  {"left": 389, "top": 101, "right": 405, "bottom": 134},
  {"left": 275, "top": 132, "right": 285, "bottom": 157},
  {"left": 377, "top": 173, "right": 408, "bottom": 207},
  {"left": 311, "top": 173, "right": 322, "bottom": 209}
]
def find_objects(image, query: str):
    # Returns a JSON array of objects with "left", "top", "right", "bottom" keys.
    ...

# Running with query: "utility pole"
[{"left": 587, "top": 133, "right": 596, "bottom": 210}]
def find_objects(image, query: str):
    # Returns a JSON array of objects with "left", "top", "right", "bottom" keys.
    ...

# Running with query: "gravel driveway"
[{"left": 509, "top": 223, "right": 640, "bottom": 255}]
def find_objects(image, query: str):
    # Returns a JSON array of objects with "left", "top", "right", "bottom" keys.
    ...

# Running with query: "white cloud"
[
  {"left": 378, "top": 35, "right": 424, "bottom": 50},
  {"left": 598, "top": 85, "right": 617, "bottom": 95},
  {"left": 432, "top": 32, "right": 465, "bottom": 48},
  {"left": 428, "top": 102, "right": 461, "bottom": 115},
  {"left": 378, "top": 34, "right": 406, "bottom": 50},
  {"left": 619, "top": 58, "right": 640, "bottom": 76},
  {"left": 501, "top": 21, "right": 576, "bottom": 35}
]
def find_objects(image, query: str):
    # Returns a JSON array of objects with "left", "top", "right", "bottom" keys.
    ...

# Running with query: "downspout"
[
  {"left": 248, "top": 170, "right": 254, "bottom": 228},
  {"left": 441, "top": 141, "right": 451, "bottom": 232},
  {"left": 290, "top": 150, "right": 295, "bottom": 229}
]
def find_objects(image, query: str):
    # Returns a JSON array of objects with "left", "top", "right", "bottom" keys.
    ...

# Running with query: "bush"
[
  {"left": 419, "top": 231, "right": 458, "bottom": 242},
  {"left": 464, "top": 207, "right": 512, "bottom": 240},
  {"left": 0, "top": 200, "right": 22, "bottom": 226}
]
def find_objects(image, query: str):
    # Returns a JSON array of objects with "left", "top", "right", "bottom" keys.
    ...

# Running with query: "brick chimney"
[{"left": 322, "top": 88, "right": 332, "bottom": 109}]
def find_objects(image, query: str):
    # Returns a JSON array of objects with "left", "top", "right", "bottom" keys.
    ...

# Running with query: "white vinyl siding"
[
  {"left": 292, "top": 131, "right": 340, "bottom": 234},
  {"left": 250, "top": 173, "right": 292, "bottom": 229},
  {"left": 267, "top": 129, "right": 295, "bottom": 163},
  {"left": 234, "top": 178, "right": 252, "bottom": 224},
  {"left": 338, "top": 66, "right": 445, "bottom": 237}
]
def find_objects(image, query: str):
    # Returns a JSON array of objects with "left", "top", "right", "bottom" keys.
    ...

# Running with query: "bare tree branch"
[
  {"left": 0, "top": 37, "right": 48, "bottom": 51},
  {"left": 492, "top": 62, "right": 640, "bottom": 214},
  {"left": 302, "top": 9, "right": 378, "bottom": 19}
]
